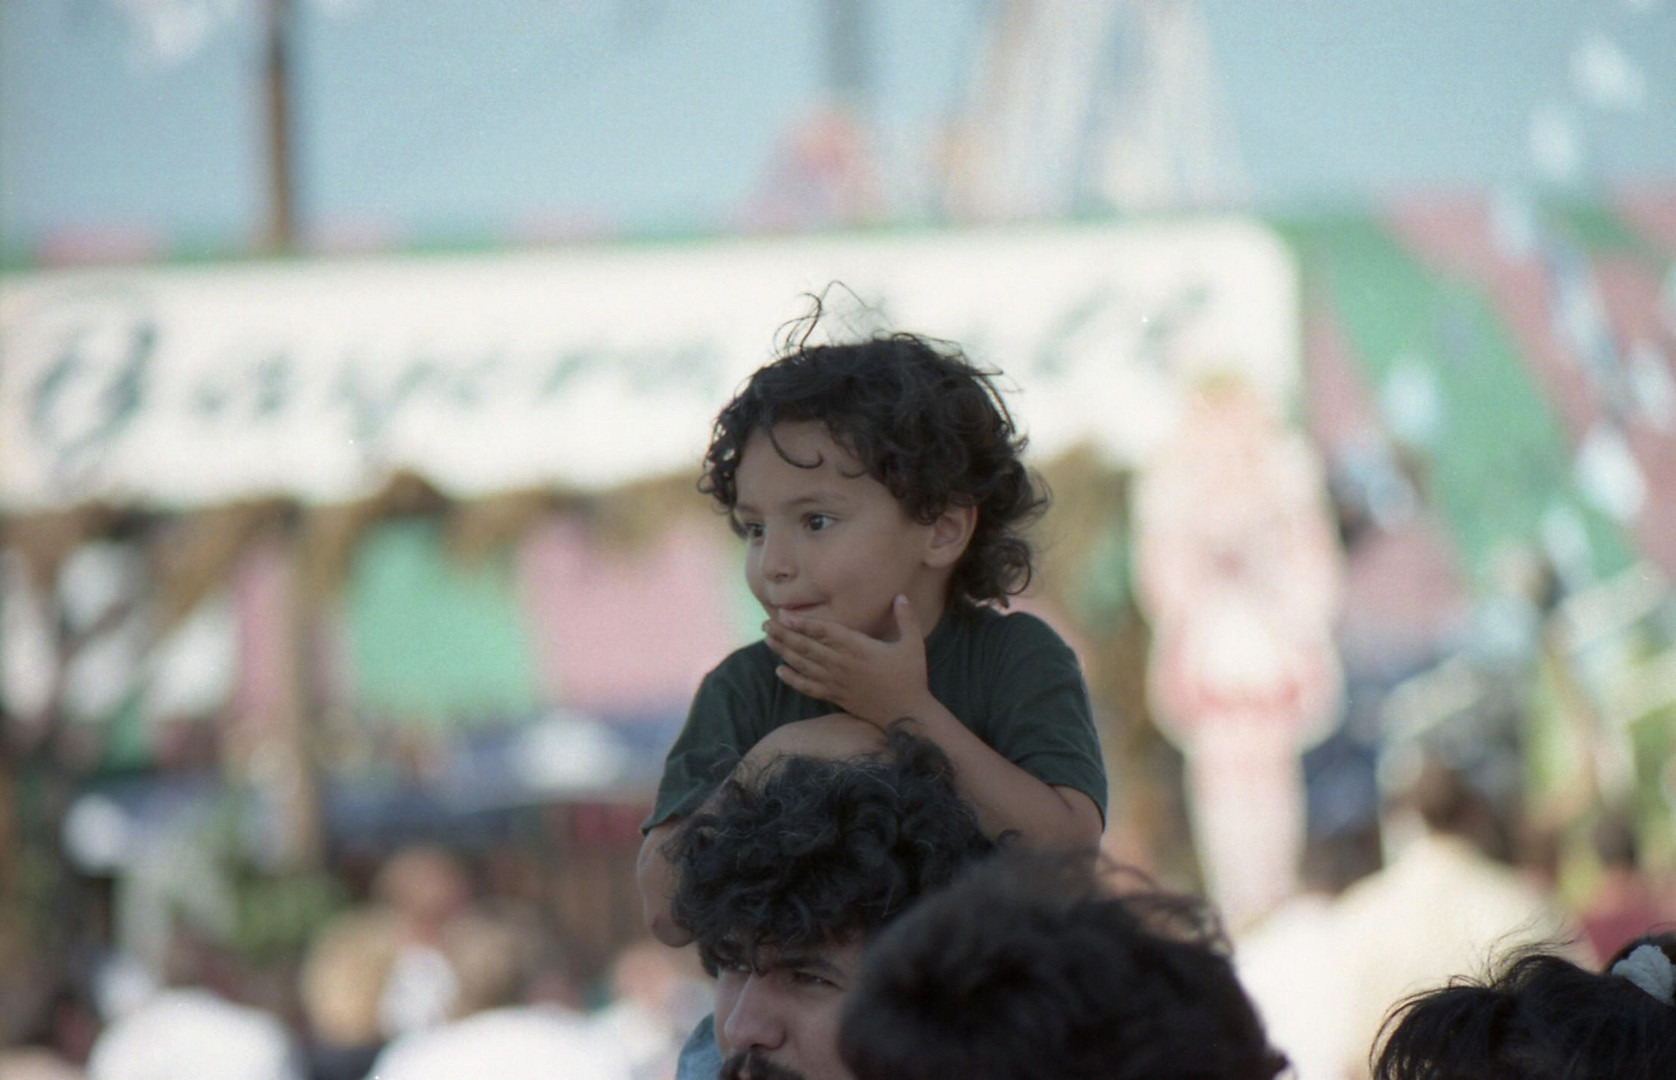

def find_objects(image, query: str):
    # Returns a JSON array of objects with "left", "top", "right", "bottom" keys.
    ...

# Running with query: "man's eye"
[
  {"left": 791, "top": 970, "right": 836, "bottom": 989},
  {"left": 804, "top": 513, "right": 833, "bottom": 532}
]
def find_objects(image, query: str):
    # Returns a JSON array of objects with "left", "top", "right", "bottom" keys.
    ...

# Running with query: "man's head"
[
  {"left": 838, "top": 854, "right": 1288, "bottom": 1080},
  {"left": 665, "top": 730, "right": 994, "bottom": 1080},
  {"left": 1374, "top": 935, "right": 1676, "bottom": 1080},
  {"left": 703, "top": 331, "right": 1046, "bottom": 633}
]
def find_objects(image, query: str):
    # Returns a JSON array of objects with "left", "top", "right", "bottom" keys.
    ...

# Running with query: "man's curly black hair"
[
  {"left": 664, "top": 728, "right": 995, "bottom": 973},
  {"left": 838, "top": 853, "right": 1288, "bottom": 1080},
  {"left": 1373, "top": 934, "right": 1676, "bottom": 1080},
  {"left": 701, "top": 319, "right": 1047, "bottom": 609}
]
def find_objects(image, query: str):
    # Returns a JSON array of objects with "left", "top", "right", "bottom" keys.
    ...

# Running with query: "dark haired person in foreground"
[
  {"left": 1373, "top": 931, "right": 1676, "bottom": 1080},
  {"left": 666, "top": 724, "right": 996, "bottom": 1080},
  {"left": 839, "top": 853, "right": 1287, "bottom": 1080}
]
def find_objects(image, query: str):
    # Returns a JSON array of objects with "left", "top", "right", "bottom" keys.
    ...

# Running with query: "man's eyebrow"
[{"left": 765, "top": 953, "right": 847, "bottom": 979}]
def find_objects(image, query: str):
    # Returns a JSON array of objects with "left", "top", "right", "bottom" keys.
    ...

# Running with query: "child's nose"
[{"left": 762, "top": 532, "right": 795, "bottom": 581}]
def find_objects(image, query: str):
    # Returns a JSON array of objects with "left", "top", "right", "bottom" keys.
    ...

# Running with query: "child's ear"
[{"left": 925, "top": 501, "right": 977, "bottom": 570}]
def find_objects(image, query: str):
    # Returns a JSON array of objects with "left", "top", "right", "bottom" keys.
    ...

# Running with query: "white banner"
[{"left": 1, "top": 220, "right": 1296, "bottom": 512}]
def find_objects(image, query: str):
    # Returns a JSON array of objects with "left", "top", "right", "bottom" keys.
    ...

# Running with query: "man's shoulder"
[{"left": 673, "top": 1013, "right": 720, "bottom": 1080}]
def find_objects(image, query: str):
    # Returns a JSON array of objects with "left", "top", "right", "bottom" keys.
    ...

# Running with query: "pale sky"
[{"left": 1, "top": 0, "right": 1671, "bottom": 256}]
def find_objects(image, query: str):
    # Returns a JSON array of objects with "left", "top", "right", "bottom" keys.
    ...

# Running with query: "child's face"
[{"left": 734, "top": 421, "right": 938, "bottom": 639}]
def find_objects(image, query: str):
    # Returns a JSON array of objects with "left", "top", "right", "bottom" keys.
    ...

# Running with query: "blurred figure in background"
[
  {"left": 84, "top": 927, "right": 304, "bottom": 1080},
  {"left": 590, "top": 939, "right": 710, "bottom": 1080},
  {"left": 360, "top": 922, "right": 631, "bottom": 1080},
  {"left": 296, "top": 844, "right": 522, "bottom": 1080},
  {"left": 1372, "top": 933, "right": 1676, "bottom": 1080},
  {"left": 1234, "top": 832, "right": 1377, "bottom": 1080},
  {"left": 1332, "top": 752, "right": 1578, "bottom": 1079},
  {"left": 0, "top": 976, "right": 101, "bottom": 1080},
  {"left": 1578, "top": 812, "right": 1673, "bottom": 963},
  {"left": 363, "top": 1004, "right": 633, "bottom": 1080}
]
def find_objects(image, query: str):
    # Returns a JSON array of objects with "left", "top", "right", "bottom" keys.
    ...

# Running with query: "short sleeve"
[
  {"left": 643, "top": 647, "right": 771, "bottom": 831},
  {"left": 983, "top": 613, "right": 1108, "bottom": 820}
]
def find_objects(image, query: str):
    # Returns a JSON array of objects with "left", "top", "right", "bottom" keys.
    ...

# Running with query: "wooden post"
[
  {"left": 230, "top": 527, "right": 324, "bottom": 871},
  {"left": 262, "top": 0, "right": 298, "bottom": 253}
]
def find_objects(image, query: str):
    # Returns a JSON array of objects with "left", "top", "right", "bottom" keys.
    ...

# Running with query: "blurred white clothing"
[
  {"left": 0, "top": 1048, "right": 85, "bottom": 1080},
  {"left": 376, "top": 944, "right": 459, "bottom": 1037},
  {"left": 367, "top": 1005, "right": 634, "bottom": 1080},
  {"left": 1235, "top": 892, "right": 1351, "bottom": 1080},
  {"left": 86, "top": 987, "right": 304, "bottom": 1080},
  {"left": 1331, "top": 832, "right": 1573, "bottom": 1079}
]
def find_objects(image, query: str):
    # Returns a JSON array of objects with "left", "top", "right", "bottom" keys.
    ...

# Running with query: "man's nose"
[{"left": 722, "top": 975, "right": 786, "bottom": 1052}]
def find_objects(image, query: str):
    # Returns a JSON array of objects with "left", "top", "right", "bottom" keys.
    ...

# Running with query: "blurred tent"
[
  {"left": 2, "top": 200, "right": 1671, "bottom": 844},
  {"left": 1, "top": 220, "right": 1304, "bottom": 906},
  {"left": 0, "top": 217, "right": 1314, "bottom": 976}
]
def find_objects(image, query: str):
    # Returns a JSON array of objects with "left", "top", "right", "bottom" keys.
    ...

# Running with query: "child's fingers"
[
  {"left": 766, "top": 623, "right": 842, "bottom": 667},
  {"left": 890, "top": 594, "right": 920, "bottom": 642},
  {"left": 777, "top": 612, "right": 859, "bottom": 644},
  {"left": 765, "top": 633, "right": 836, "bottom": 679},
  {"left": 762, "top": 623, "right": 804, "bottom": 660},
  {"left": 775, "top": 664, "right": 827, "bottom": 698}
]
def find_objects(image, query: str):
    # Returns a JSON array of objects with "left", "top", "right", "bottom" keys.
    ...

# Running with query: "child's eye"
[
  {"left": 740, "top": 521, "right": 765, "bottom": 540},
  {"left": 804, "top": 513, "right": 833, "bottom": 532}
]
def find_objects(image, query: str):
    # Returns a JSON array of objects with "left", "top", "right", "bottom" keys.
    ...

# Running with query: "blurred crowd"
[
  {"left": 1231, "top": 756, "right": 1673, "bottom": 1079},
  {"left": 0, "top": 758, "right": 1669, "bottom": 1080},
  {"left": 0, "top": 844, "right": 709, "bottom": 1080}
]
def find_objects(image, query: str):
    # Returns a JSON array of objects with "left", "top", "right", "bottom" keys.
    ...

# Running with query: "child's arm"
[
  {"left": 636, "top": 822, "right": 691, "bottom": 947},
  {"left": 765, "top": 596, "right": 1103, "bottom": 850},
  {"left": 636, "top": 714, "right": 889, "bottom": 946},
  {"left": 892, "top": 700, "right": 1102, "bottom": 848}
]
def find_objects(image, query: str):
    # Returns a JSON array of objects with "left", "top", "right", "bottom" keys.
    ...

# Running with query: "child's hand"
[{"left": 763, "top": 595, "right": 935, "bottom": 725}]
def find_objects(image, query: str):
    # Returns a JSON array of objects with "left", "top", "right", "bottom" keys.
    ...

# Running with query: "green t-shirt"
[{"left": 646, "top": 606, "right": 1107, "bottom": 829}]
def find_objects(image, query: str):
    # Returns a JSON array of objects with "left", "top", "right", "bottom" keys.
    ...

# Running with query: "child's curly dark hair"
[
  {"left": 701, "top": 325, "right": 1047, "bottom": 608},
  {"left": 664, "top": 728, "right": 995, "bottom": 973}
]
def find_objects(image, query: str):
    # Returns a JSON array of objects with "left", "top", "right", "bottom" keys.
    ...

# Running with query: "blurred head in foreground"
[
  {"left": 838, "top": 852, "right": 1287, "bottom": 1080},
  {"left": 665, "top": 728, "right": 995, "bottom": 1080},
  {"left": 1374, "top": 932, "right": 1676, "bottom": 1080}
]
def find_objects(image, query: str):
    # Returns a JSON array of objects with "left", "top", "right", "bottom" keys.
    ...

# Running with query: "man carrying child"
[{"left": 665, "top": 728, "right": 995, "bottom": 1080}]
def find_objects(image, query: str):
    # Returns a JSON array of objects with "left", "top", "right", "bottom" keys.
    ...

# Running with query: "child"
[{"left": 638, "top": 324, "right": 1107, "bottom": 945}]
